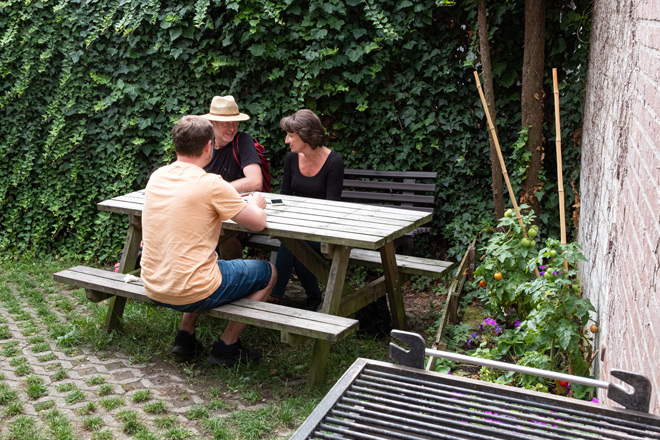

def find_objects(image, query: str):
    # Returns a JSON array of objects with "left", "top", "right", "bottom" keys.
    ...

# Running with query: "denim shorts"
[{"left": 151, "top": 259, "right": 272, "bottom": 313}]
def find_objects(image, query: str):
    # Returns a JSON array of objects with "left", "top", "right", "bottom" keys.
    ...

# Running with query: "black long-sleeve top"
[{"left": 280, "top": 150, "right": 344, "bottom": 200}]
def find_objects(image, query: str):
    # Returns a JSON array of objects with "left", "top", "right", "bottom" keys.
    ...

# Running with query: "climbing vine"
[{"left": 0, "top": 0, "right": 590, "bottom": 262}]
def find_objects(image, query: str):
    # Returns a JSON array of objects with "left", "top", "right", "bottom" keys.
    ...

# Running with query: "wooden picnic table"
[{"left": 98, "top": 190, "right": 432, "bottom": 381}]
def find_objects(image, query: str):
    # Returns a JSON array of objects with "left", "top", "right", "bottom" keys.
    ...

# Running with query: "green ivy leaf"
[
  {"left": 248, "top": 44, "right": 266, "bottom": 56},
  {"left": 310, "top": 28, "right": 327, "bottom": 39},
  {"left": 169, "top": 27, "right": 183, "bottom": 41}
]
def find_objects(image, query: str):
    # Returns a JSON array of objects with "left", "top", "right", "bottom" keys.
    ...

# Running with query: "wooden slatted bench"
[
  {"left": 342, "top": 169, "right": 437, "bottom": 254},
  {"left": 247, "top": 235, "right": 454, "bottom": 280},
  {"left": 53, "top": 265, "right": 358, "bottom": 387},
  {"left": 273, "top": 169, "right": 438, "bottom": 254}
]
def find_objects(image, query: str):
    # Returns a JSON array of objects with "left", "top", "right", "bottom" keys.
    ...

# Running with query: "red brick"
[
  {"left": 637, "top": 22, "right": 660, "bottom": 50},
  {"left": 634, "top": 106, "right": 660, "bottom": 150},
  {"left": 637, "top": 1, "right": 660, "bottom": 22},
  {"left": 638, "top": 55, "right": 660, "bottom": 86}
]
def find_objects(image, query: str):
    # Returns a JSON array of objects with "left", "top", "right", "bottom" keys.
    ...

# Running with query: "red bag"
[{"left": 232, "top": 132, "right": 271, "bottom": 193}]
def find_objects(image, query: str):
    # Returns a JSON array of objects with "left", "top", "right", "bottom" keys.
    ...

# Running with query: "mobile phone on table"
[{"left": 269, "top": 198, "right": 284, "bottom": 206}]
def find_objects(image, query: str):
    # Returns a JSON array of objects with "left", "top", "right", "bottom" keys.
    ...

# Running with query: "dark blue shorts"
[{"left": 151, "top": 259, "right": 272, "bottom": 313}]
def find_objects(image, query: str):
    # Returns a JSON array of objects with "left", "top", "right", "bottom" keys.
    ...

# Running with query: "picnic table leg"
[
  {"left": 104, "top": 214, "right": 142, "bottom": 332},
  {"left": 380, "top": 241, "right": 407, "bottom": 330},
  {"left": 307, "top": 245, "right": 351, "bottom": 388},
  {"left": 278, "top": 237, "right": 331, "bottom": 282}
]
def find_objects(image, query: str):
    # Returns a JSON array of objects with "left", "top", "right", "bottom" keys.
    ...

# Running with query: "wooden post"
[
  {"left": 308, "top": 245, "right": 352, "bottom": 389},
  {"left": 104, "top": 214, "right": 142, "bottom": 331},
  {"left": 380, "top": 241, "right": 407, "bottom": 330}
]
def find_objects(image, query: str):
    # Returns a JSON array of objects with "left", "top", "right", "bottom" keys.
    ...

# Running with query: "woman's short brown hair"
[
  {"left": 280, "top": 109, "right": 326, "bottom": 149},
  {"left": 171, "top": 115, "right": 214, "bottom": 157}
]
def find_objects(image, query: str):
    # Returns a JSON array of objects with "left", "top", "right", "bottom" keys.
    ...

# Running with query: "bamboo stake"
[
  {"left": 473, "top": 71, "right": 527, "bottom": 235},
  {"left": 474, "top": 71, "right": 540, "bottom": 278},
  {"left": 552, "top": 68, "right": 569, "bottom": 271}
]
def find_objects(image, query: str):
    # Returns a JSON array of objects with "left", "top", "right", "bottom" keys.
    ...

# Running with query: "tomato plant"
[{"left": 473, "top": 205, "right": 599, "bottom": 400}]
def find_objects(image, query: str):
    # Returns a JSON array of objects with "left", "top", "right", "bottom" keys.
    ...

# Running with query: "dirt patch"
[{"left": 401, "top": 280, "right": 446, "bottom": 338}]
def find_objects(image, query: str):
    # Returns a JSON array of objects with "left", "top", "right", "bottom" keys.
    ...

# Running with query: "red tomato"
[
  {"left": 558, "top": 380, "right": 569, "bottom": 387},
  {"left": 479, "top": 280, "right": 487, "bottom": 288}
]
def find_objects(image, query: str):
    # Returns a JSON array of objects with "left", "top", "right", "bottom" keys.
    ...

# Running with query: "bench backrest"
[{"left": 341, "top": 169, "right": 437, "bottom": 212}]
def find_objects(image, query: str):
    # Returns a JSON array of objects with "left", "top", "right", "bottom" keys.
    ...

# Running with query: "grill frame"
[{"left": 291, "top": 358, "right": 660, "bottom": 440}]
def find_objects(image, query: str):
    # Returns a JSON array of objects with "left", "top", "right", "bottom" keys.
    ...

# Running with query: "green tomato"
[
  {"left": 572, "top": 284, "right": 581, "bottom": 292},
  {"left": 550, "top": 250, "right": 557, "bottom": 257},
  {"left": 520, "top": 238, "right": 531, "bottom": 247},
  {"left": 529, "top": 240, "right": 536, "bottom": 247},
  {"left": 544, "top": 271, "right": 553, "bottom": 279},
  {"left": 527, "top": 228, "right": 537, "bottom": 239},
  {"left": 536, "top": 304, "right": 542, "bottom": 310},
  {"left": 504, "top": 209, "right": 513, "bottom": 218}
]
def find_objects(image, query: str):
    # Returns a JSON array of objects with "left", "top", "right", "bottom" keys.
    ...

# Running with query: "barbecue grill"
[{"left": 291, "top": 330, "right": 660, "bottom": 440}]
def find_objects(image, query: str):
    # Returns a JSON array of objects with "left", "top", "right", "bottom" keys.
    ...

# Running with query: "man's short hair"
[
  {"left": 280, "top": 109, "right": 326, "bottom": 149},
  {"left": 171, "top": 115, "right": 214, "bottom": 157}
]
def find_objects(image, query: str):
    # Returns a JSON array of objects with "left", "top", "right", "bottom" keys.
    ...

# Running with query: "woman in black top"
[{"left": 269, "top": 109, "right": 344, "bottom": 310}]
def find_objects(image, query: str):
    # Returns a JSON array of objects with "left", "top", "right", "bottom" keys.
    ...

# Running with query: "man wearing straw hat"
[
  {"left": 201, "top": 95, "right": 262, "bottom": 193},
  {"left": 201, "top": 95, "right": 263, "bottom": 260}
]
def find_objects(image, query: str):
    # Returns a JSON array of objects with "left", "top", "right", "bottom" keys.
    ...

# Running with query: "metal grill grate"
[{"left": 292, "top": 359, "right": 660, "bottom": 440}]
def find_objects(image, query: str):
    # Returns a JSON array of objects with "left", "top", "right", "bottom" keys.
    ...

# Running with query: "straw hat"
[{"left": 202, "top": 95, "right": 250, "bottom": 122}]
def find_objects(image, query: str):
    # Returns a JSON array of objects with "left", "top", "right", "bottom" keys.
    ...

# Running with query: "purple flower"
[
  {"left": 591, "top": 397, "right": 599, "bottom": 403},
  {"left": 514, "top": 320, "right": 521, "bottom": 328},
  {"left": 466, "top": 333, "right": 480, "bottom": 347}
]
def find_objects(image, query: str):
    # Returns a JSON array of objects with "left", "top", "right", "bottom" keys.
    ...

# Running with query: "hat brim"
[{"left": 202, "top": 112, "right": 250, "bottom": 122}]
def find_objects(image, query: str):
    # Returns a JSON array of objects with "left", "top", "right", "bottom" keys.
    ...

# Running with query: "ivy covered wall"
[{"left": 0, "top": 0, "right": 590, "bottom": 262}]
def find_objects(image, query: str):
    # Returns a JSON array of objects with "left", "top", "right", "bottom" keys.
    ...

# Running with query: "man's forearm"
[{"left": 230, "top": 176, "right": 261, "bottom": 193}]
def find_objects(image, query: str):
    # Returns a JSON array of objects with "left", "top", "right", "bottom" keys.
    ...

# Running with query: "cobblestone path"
[{"left": 0, "top": 265, "right": 294, "bottom": 439}]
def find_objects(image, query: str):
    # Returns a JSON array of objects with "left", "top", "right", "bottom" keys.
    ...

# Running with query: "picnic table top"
[{"left": 98, "top": 190, "right": 432, "bottom": 250}]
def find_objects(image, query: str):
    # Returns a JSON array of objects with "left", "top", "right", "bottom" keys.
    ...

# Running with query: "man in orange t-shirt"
[{"left": 140, "top": 115, "right": 276, "bottom": 366}]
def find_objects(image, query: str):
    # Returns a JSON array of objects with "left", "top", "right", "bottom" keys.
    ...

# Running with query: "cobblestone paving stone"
[{"left": 0, "top": 270, "right": 295, "bottom": 440}]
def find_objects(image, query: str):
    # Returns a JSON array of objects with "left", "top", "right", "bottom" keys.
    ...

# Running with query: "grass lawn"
[{"left": 0, "top": 258, "right": 448, "bottom": 439}]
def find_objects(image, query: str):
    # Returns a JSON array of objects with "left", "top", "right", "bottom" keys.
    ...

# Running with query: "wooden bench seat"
[
  {"left": 53, "top": 265, "right": 358, "bottom": 386},
  {"left": 341, "top": 169, "right": 438, "bottom": 254},
  {"left": 247, "top": 235, "right": 454, "bottom": 280}
]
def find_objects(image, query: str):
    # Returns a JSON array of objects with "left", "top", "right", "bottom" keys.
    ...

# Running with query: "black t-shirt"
[
  {"left": 281, "top": 150, "right": 344, "bottom": 200},
  {"left": 203, "top": 132, "right": 260, "bottom": 182}
]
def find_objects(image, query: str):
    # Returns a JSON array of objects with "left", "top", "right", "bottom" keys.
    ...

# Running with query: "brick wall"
[{"left": 579, "top": 0, "right": 660, "bottom": 413}]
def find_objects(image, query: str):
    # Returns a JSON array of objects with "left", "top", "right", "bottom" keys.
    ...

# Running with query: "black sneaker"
[
  {"left": 207, "top": 339, "right": 262, "bottom": 367},
  {"left": 172, "top": 330, "right": 204, "bottom": 360},
  {"left": 300, "top": 295, "right": 322, "bottom": 311}
]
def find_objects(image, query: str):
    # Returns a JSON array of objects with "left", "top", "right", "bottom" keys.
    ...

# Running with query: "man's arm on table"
[
  {"left": 231, "top": 192, "right": 267, "bottom": 231},
  {"left": 230, "top": 163, "right": 262, "bottom": 193}
]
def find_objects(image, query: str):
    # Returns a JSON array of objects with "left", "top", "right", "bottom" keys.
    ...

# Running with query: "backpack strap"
[{"left": 232, "top": 132, "right": 242, "bottom": 167}]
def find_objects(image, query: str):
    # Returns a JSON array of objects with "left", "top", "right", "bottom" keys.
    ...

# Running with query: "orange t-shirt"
[{"left": 140, "top": 161, "right": 246, "bottom": 305}]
